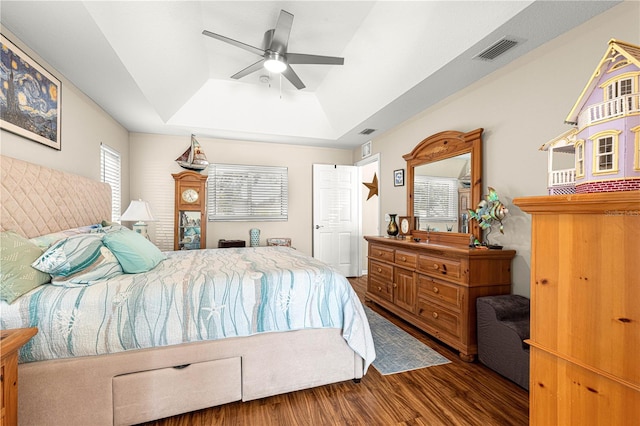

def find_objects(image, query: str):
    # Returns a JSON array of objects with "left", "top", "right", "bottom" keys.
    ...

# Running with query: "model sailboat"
[{"left": 175, "top": 134, "right": 209, "bottom": 171}]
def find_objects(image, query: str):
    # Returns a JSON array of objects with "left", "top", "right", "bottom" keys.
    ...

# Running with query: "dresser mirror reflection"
[{"left": 403, "top": 128, "right": 483, "bottom": 246}]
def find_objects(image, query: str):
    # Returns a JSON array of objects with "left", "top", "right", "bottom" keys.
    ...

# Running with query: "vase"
[
  {"left": 387, "top": 214, "right": 399, "bottom": 236},
  {"left": 249, "top": 228, "right": 260, "bottom": 247}
]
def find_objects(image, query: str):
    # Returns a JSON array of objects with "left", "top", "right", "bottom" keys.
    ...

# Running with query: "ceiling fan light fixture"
[{"left": 264, "top": 52, "right": 287, "bottom": 73}]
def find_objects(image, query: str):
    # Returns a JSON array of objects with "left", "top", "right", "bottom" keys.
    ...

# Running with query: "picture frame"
[
  {"left": 361, "top": 141, "right": 371, "bottom": 159},
  {"left": 1, "top": 34, "right": 61, "bottom": 150},
  {"left": 394, "top": 169, "right": 405, "bottom": 187}
]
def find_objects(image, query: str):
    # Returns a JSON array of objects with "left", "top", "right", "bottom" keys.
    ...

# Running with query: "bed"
[{"left": 0, "top": 155, "right": 375, "bottom": 426}]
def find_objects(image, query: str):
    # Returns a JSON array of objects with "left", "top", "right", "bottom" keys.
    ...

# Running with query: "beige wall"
[
  {"left": 0, "top": 28, "right": 130, "bottom": 208},
  {"left": 128, "top": 133, "right": 353, "bottom": 256},
  {"left": 367, "top": 1, "right": 640, "bottom": 297}
]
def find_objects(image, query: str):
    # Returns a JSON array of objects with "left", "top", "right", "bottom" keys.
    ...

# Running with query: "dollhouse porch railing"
[
  {"left": 579, "top": 93, "right": 640, "bottom": 125},
  {"left": 549, "top": 168, "right": 575, "bottom": 187}
]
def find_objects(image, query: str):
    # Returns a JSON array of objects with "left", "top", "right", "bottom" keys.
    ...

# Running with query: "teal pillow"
[
  {"left": 32, "top": 234, "right": 104, "bottom": 277},
  {"left": 1, "top": 231, "right": 51, "bottom": 303},
  {"left": 103, "top": 228, "right": 165, "bottom": 273}
]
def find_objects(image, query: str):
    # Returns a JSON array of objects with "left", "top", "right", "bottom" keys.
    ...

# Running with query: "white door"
[{"left": 312, "top": 164, "right": 359, "bottom": 277}]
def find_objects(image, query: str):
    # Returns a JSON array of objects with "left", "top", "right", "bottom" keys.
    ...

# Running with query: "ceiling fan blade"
[
  {"left": 202, "top": 30, "right": 264, "bottom": 57},
  {"left": 286, "top": 53, "right": 344, "bottom": 66},
  {"left": 231, "top": 59, "right": 266, "bottom": 80},
  {"left": 269, "top": 10, "right": 294, "bottom": 54},
  {"left": 282, "top": 66, "right": 305, "bottom": 90}
]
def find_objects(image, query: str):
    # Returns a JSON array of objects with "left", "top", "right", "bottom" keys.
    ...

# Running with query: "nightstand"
[{"left": 1, "top": 327, "right": 37, "bottom": 426}]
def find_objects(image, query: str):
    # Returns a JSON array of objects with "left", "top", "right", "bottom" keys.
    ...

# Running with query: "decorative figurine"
[{"left": 468, "top": 187, "right": 508, "bottom": 248}]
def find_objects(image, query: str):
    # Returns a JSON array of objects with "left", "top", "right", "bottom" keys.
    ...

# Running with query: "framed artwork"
[
  {"left": 1, "top": 34, "right": 61, "bottom": 150},
  {"left": 394, "top": 169, "right": 404, "bottom": 187},
  {"left": 361, "top": 141, "right": 371, "bottom": 158}
]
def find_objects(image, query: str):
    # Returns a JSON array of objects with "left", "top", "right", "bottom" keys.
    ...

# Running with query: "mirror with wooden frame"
[{"left": 403, "top": 128, "right": 482, "bottom": 246}]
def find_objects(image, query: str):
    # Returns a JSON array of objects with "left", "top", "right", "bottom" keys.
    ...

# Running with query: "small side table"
[{"left": 1, "top": 327, "right": 37, "bottom": 426}]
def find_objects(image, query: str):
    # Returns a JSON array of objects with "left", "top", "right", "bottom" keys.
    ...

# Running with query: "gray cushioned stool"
[{"left": 476, "top": 295, "right": 530, "bottom": 390}]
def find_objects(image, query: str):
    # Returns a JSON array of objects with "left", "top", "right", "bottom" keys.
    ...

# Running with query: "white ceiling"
[{"left": 0, "top": 1, "right": 620, "bottom": 149}]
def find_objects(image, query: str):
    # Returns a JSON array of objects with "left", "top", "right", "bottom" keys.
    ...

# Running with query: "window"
[
  {"left": 207, "top": 164, "right": 288, "bottom": 221},
  {"left": 413, "top": 176, "right": 458, "bottom": 222},
  {"left": 575, "top": 141, "right": 585, "bottom": 178},
  {"left": 633, "top": 125, "right": 640, "bottom": 171},
  {"left": 100, "top": 143, "right": 121, "bottom": 222},
  {"left": 606, "top": 77, "right": 633, "bottom": 100},
  {"left": 590, "top": 130, "right": 620, "bottom": 175},
  {"left": 597, "top": 136, "right": 614, "bottom": 171}
]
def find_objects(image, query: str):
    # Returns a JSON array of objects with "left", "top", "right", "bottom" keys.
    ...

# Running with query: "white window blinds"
[
  {"left": 413, "top": 176, "right": 458, "bottom": 221},
  {"left": 100, "top": 143, "right": 121, "bottom": 222},
  {"left": 207, "top": 164, "right": 288, "bottom": 221}
]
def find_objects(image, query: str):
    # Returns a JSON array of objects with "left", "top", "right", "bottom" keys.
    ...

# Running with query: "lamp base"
[{"left": 132, "top": 222, "right": 149, "bottom": 239}]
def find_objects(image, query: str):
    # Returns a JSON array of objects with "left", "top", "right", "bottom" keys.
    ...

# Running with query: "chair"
[{"left": 476, "top": 295, "right": 530, "bottom": 390}]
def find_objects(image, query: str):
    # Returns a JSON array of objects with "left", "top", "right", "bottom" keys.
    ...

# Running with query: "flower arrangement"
[{"left": 468, "top": 187, "right": 508, "bottom": 247}]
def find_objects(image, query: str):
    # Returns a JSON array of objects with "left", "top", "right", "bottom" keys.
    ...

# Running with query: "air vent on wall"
[
  {"left": 359, "top": 128, "right": 376, "bottom": 135},
  {"left": 473, "top": 37, "right": 523, "bottom": 61}
]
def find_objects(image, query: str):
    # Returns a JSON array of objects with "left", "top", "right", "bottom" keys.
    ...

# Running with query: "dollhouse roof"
[
  {"left": 565, "top": 39, "right": 640, "bottom": 125},
  {"left": 539, "top": 128, "right": 578, "bottom": 152}
]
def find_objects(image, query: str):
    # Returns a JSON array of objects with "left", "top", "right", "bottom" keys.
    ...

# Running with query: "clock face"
[
  {"left": 182, "top": 188, "right": 199, "bottom": 203},
  {"left": 401, "top": 218, "right": 409, "bottom": 234}
]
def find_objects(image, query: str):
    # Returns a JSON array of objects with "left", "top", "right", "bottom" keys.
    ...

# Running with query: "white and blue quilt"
[{"left": 1, "top": 247, "right": 375, "bottom": 371}]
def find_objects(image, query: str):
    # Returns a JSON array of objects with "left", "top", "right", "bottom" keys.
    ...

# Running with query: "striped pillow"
[{"left": 32, "top": 234, "right": 105, "bottom": 277}]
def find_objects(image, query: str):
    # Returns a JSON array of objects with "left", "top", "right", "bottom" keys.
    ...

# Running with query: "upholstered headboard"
[{"left": 0, "top": 155, "right": 111, "bottom": 239}]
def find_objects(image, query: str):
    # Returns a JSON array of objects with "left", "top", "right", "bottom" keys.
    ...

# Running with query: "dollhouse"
[{"left": 541, "top": 39, "right": 640, "bottom": 194}]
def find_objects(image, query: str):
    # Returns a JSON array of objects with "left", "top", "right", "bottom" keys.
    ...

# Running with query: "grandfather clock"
[{"left": 172, "top": 171, "right": 207, "bottom": 250}]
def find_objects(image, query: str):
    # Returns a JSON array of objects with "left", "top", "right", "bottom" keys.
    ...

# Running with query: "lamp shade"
[{"left": 120, "top": 200, "right": 157, "bottom": 222}]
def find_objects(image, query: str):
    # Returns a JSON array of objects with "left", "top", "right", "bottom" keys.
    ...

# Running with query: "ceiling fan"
[{"left": 202, "top": 9, "right": 344, "bottom": 90}]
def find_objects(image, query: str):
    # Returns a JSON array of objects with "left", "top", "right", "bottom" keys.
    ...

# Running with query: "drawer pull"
[
  {"left": 377, "top": 286, "right": 382, "bottom": 292},
  {"left": 433, "top": 286, "right": 439, "bottom": 294},
  {"left": 432, "top": 312, "right": 439, "bottom": 319},
  {"left": 377, "top": 251, "right": 383, "bottom": 256},
  {"left": 173, "top": 364, "right": 191, "bottom": 370},
  {"left": 393, "top": 283, "right": 397, "bottom": 288},
  {"left": 433, "top": 263, "right": 439, "bottom": 270},
  {"left": 377, "top": 267, "right": 382, "bottom": 273},
  {"left": 401, "top": 256, "right": 407, "bottom": 262}
]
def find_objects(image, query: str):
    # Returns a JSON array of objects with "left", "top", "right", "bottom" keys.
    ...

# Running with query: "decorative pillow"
[
  {"left": 1, "top": 231, "right": 51, "bottom": 304},
  {"left": 32, "top": 234, "right": 105, "bottom": 277},
  {"left": 102, "top": 228, "right": 165, "bottom": 274},
  {"left": 29, "top": 224, "right": 102, "bottom": 250},
  {"left": 51, "top": 246, "right": 123, "bottom": 287}
]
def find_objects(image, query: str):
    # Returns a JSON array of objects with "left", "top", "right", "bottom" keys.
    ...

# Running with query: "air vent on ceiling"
[
  {"left": 359, "top": 128, "right": 376, "bottom": 135},
  {"left": 474, "top": 37, "right": 522, "bottom": 61}
]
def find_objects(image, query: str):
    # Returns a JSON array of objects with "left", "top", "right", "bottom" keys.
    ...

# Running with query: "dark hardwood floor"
[{"left": 142, "top": 276, "right": 528, "bottom": 426}]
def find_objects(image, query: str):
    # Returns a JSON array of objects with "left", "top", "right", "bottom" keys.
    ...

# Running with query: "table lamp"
[{"left": 120, "top": 199, "right": 157, "bottom": 239}]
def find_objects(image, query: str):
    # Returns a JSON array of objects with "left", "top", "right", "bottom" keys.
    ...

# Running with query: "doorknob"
[{"left": 315, "top": 225, "right": 324, "bottom": 229}]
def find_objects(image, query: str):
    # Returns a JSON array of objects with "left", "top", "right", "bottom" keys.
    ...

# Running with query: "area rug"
[{"left": 364, "top": 305, "right": 450, "bottom": 375}]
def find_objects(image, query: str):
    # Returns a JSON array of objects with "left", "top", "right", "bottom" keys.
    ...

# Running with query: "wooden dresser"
[
  {"left": 1, "top": 327, "right": 37, "bottom": 426},
  {"left": 364, "top": 236, "right": 515, "bottom": 361},
  {"left": 514, "top": 191, "right": 640, "bottom": 424}
]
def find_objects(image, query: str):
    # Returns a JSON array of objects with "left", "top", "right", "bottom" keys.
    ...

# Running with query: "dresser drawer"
[
  {"left": 369, "top": 259, "right": 393, "bottom": 282},
  {"left": 416, "top": 298, "right": 461, "bottom": 339},
  {"left": 369, "top": 244, "right": 395, "bottom": 262},
  {"left": 417, "top": 275, "right": 461, "bottom": 311},
  {"left": 418, "top": 254, "right": 463, "bottom": 282},
  {"left": 395, "top": 250, "right": 417, "bottom": 269},
  {"left": 367, "top": 274, "right": 393, "bottom": 302}
]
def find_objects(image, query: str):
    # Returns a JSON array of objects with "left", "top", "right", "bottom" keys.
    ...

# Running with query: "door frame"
[{"left": 355, "top": 153, "right": 381, "bottom": 276}]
